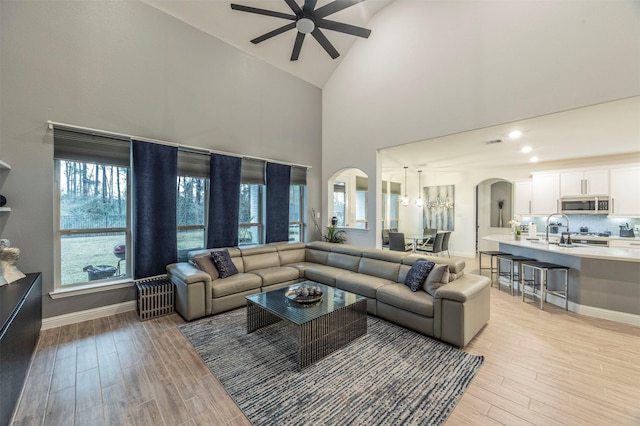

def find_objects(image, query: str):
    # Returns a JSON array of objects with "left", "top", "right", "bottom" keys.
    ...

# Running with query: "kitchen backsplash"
[{"left": 517, "top": 215, "right": 640, "bottom": 237}]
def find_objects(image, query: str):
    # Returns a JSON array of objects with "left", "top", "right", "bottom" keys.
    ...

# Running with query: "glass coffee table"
[{"left": 246, "top": 281, "right": 367, "bottom": 370}]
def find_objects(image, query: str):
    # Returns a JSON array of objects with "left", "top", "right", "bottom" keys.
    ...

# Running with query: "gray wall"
[{"left": 0, "top": 1, "right": 322, "bottom": 318}]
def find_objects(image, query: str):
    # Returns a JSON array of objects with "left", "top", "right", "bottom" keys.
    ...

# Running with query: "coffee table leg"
[
  {"left": 247, "top": 300, "right": 281, "bottom": 333},
  {"left": 297, "top": 299, "right": 367, "bottom": 370}
]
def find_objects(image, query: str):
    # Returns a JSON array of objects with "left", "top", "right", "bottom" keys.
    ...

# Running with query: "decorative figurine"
[{"left": 0, "top": 240, "right": 26, "bottom": 285}]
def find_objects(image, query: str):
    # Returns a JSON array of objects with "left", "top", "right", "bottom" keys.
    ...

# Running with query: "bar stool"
[
  {"left": 521, "top": 261, "right": 570, "bottom": 310},
  {"left": 496, "top": 254, "right": 536, "bottom": 295},
  {"left": 478, "top": 251, "right": 509, "bottom": 287}
]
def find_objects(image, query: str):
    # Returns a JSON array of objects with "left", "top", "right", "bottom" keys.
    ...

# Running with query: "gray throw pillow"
[
  {"left": 423, "top": 264, "right": 450, "bottom": 296},
  {"left": 193, "top": 254, "right": 219, "bottom": 279},
  {"left": 404, "top": 259, "right": 435, "bottom": 292},
  {"left": 211, "top": 249, "right": 238, "bottom": 279}
]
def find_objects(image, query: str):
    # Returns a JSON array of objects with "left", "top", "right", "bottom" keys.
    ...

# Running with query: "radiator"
[{"left": 136, "top": 276, "right": 174, "bottom": 321}]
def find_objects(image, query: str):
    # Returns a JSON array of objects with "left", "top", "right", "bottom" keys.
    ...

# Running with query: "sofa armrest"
[
  {"left": 167, "top": 262, "right": 211, "bottom": 284},
  {"left": 435, "top": 276, "right": 489, "bottom": 303},
  {"left": 433, "top": 274, "right": 490, "bottom": 348},
  {"left": 167, "top": 262, "right": 212, "bottom": 321}
]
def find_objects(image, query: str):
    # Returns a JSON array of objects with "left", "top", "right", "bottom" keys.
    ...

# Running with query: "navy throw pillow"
[
  {"left": 404, "top": 259, "right": 436, "bottom": 292},
  {"left": 211, "top": 249, "right": 238, "bottom": 279}
]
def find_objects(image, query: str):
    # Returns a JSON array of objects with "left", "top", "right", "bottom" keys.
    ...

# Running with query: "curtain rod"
[{"left": 47, "top": 120, "right": 312, "bottom": 169}]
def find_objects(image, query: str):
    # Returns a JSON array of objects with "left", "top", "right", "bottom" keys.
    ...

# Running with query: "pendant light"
[
  {"left": 415, "top": 170, "right": 424, "bottom": 207},
  {"left": 400, "top": 166, "right": 410, "bottom": 207}
]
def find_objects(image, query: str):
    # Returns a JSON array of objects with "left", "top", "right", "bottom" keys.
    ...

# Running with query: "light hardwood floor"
[{"left": 11, "top": 259, "right": 640, "bottom": 426}]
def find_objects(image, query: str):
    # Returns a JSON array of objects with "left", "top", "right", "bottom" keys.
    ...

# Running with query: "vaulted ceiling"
[{"left": 141, "top": 0, "right": 395, "bottom": 88}]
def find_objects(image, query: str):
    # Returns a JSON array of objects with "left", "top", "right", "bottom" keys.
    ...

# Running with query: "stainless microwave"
[{"left": 561, "top": 196, "right": 609, "bottom": 214}]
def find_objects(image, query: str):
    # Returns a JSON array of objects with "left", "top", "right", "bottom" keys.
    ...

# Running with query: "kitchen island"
[{"left": 483, "top": 234, "right": 640, "bottom": 326}]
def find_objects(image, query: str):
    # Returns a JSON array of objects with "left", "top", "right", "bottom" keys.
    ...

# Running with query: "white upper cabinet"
[
  {"left": 531, "top": 172, "right": 560, "bottom": 215},
  {"left": 560, "top": 169, "right": 609, "bottom": 197},
  {"left": 513, "top": 180, "right": 532, "bottom": 216},
  {"left": 609, "top": 165, "right": 640, "bottom": 217}
]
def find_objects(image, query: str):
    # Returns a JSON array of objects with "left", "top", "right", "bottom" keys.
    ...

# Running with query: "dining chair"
[
  {"left": 418, "top": 231, "right": 445, "bottom": 255},
  {"left": 388, "top": 232, "right": 412, "bottom": 252}
]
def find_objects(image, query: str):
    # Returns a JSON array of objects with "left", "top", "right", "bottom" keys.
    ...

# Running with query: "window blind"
[
  {"left": 390, "top": 182, "right": 402, "bottom": 195},
  {"left": 241, "top": 158, "right": 266, "bottom": 185},
  {"left": 291, "top": 166, "right": 307, "bottom": 186},
  {"left": 178, "top": 150, "right": 209, "bottom": 178},
  {"left": 356, "top": 176, "right": 368, "bottom": 191},
  {"left": 53, "top": 127, "right": 130, "bottom": 167}
]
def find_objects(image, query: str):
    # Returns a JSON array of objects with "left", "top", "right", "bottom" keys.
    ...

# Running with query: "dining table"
[{"left": 407, "top": 234, "right": 435, "bottom": 253}]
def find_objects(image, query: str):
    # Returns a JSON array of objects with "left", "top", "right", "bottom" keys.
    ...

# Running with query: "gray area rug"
[{"left": 179, "top": 308, "right": 483, "bottom": 426}]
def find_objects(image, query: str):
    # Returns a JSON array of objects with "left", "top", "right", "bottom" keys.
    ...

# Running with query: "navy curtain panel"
[
  {"left": 132, "top": 140, "right": 178, "bottom": 279},
  {"left": 208, "top": 154, "right": 242, "bottom": 248},
  {"left": 265, "top": 162, "right": 291, "bottom": 243}
]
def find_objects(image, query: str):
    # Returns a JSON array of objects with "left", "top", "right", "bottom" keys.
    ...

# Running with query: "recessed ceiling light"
[
  {"left": 509, "top": 130, "right": 523, "bottom": 139},
  {"left": 521, "top": 146, "right": 532, "bottom": 153},
  {"left": 530, "top": 156, "right": 539, "bottom": 163}
]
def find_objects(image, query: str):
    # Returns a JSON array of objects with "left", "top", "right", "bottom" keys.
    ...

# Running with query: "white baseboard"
[
  {"left": 41, "top": 301, "right": 137, "bottom": 330},
  {"left": 572, "top": 303, "right": 640, "bottom": 327},
  {"left": 543, "top": 293, "right": 640, "bottom": 326}
]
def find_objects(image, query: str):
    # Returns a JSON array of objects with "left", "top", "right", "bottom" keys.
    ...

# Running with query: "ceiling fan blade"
[
  {"left": 291, "top": 32, "right": 306, "bottom": 61},
  {"left": 314, "top": 0, "right": 367, "bottom": 19},
  {"left": 284, "top": 0, "right": 303, "bottom": 15},
  {"left": 311, "top": 28, "right": 340, "bottom": 59},
  {"left": 251, "top": 22, "right": 297, "bottom": 44},
  {"left": 231, "top": 4, "right": 296, "bottom": 21},
  {"left": 317, "top": 19, "right": 371, "bottom": 38},
  {"left": 303, "top": 0, "right": 318, "bottom": 15}
]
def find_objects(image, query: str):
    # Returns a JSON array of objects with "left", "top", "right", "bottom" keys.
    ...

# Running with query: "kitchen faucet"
[{"left": 546, "top": 213, "right": 570, "bottom": 243}]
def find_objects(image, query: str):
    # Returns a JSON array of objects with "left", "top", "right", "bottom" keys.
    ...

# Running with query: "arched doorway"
[{"left": 476, "top": 178, "right": 513, "bottom": 252}]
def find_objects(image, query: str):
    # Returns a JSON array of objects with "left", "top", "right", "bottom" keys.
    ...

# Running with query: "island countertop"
[{"left": 483, "top": 234, "right": 640, "bottom": 263}]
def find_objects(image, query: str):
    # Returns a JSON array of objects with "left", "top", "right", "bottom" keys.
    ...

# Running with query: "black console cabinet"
[{"left": 0, "top": 273, "right": 42, "bottom": 426}]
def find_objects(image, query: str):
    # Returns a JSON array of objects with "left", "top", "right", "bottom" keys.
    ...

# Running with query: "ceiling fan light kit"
[{"left": 230, "top": 0, "right": 372, "bottom": 61}]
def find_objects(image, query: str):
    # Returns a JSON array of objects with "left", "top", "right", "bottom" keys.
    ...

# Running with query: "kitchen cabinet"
[
  {"left": 513, "top": 180, "right": 532, "bottom": 215},
  {"left": 609, "top": 165, "right": 640, "bottom": 217},
  {"left": 560, "top": 169, "right": 609, "bottom": 197},
  {"left": 531, "top": 172, "right": 560, "bottom": 215}
]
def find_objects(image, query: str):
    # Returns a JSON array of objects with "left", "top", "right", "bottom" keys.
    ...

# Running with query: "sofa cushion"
[
  {"left": 327, "top": 252, "right": 361, "bottom": 272},
  {"left": 336, "top": 273, "right": 394, "bottom": 299},
  {"left": 275, "top": 241, "right": 307, "bottom": 265},
  {"left": 358, "top": 257, "right": 401, "bottom": 282},
  {"left": 404, "top": 260, "right": 436, "bottom": 292},
  {"left": 424, "top": 264, "right": 450, "bottom": 296},
  {"left": 305, "top": 248, "right": 330, "bottom": 265},
  {"left": 282, "top": 262, "right": 318, "bottom": 278},
  {"left": 211, "top": 273, "right": 262, "bottom": 298},
  {"left": 304, "top": 264, "right": 354, "bottom": 287},
  {"left": 252, "top": 266, "right": 300, "bottom": 286},
  {"left": 192, "top": 254, "right": 219, "bottom": 279},
  {"left": 377, "top": 283, "right": 434, "bottom": 317},
  {"left": 242, "top": 251, "right": 281, "bottom": 272},
  {"left": 211, "top": 249, "right": 239, "bottom": 278}
]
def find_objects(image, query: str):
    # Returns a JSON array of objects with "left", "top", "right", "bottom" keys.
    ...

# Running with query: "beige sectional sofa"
[{"left": 166, "top": 241, "right": 490, "bottom": 347}]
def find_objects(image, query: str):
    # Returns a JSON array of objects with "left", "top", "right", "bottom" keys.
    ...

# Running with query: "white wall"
[
  {"left": 0, "top": 1, "right": 322, "bottom": 318},
  {"left": 323, "top": 0, "right": 640, "bottom": 255}
]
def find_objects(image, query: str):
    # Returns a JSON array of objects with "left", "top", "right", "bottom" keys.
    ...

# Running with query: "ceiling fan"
[{"left": 230, "top": 0, "right": 372, "bottom": 61}]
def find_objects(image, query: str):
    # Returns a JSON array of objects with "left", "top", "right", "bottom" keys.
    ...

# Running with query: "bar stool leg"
[
  {"left": 564, "top": 269, "right": 569, "bottom": 310},
  {"left": 541, "top": 268, "right": 547, "bottom": 310},
  {"left": 508, "top": 259, "right": 514, "bottom": 296}
]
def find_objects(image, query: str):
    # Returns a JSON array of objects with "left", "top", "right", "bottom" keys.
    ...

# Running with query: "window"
[
  {"left": 176, "top": 150, "right": 209, "bottom": 260},
  {"left": 177, "top": 176, "right": 207, "bottom": 261},
  {"left": 333, "top": 182, "right": 346, "bottom": 227},
  {"left": 239, "top": 183, "right": 263, "bottom": 245},
  {"left": 55, "top": 160, "right": 130, "bottom": 287},
  {"left": 390, "top": 181, "right": 401, "bottom": 230},
  {"left": 289, "top": 185, "right": 305, "bottom": 241},
  {"left": 54, "top": 128, "right": 131, "bottom": 289}
]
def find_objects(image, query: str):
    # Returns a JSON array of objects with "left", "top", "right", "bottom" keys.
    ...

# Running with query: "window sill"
[{"left": 49, "top": 278, "right": 134, "bottom": 299}]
